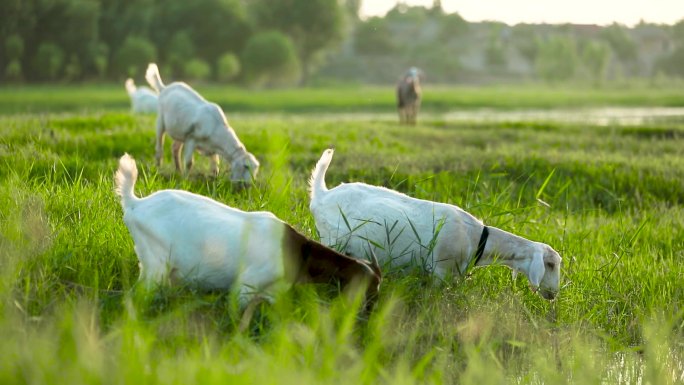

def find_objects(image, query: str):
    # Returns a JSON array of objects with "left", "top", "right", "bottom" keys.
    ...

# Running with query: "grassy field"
[
  {"left": 1, "top": 85, "right": 683, "bottom": 384},
  {"left": 2, "top": 82, "right": 684, "bottom": 114}
]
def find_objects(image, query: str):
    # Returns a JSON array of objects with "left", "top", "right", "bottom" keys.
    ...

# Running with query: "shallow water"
[
  {"left": 442, "top": 107, "right": 684, "bottom": 125},
  {"left": 234, "top": 107, "right": 684, "bottom": 126}
]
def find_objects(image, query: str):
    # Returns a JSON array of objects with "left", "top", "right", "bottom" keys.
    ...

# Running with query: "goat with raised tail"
[
  {"left": 308, "top": 149, "right": 561, "bottom": 300},
  {"left": 125, "top": 78, "right": 158, "bottom": 114},
  {"left": 145, "top": 63, "right": 259, "bottom": 182},
  {"left": 114, "top": 153, "right": 381, "bottom": 311}
]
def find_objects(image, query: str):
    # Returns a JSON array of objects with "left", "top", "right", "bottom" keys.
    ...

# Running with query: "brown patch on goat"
[{"left": 281, "top": 224, "right": 381, "bottom": 305}]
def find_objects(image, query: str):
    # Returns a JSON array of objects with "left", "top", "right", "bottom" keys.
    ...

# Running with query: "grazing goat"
[
  {"left": 145, "top": 63, "right": 259, "bottom": 182},
  {"left": 115, "top": 153, "right": 381, "bottom": 310},
  {"left": 125, "top": 78, "right": 158, "bottom": 114},
  {"left": 308, "top": 149, "right": 561, "bottom": 300},
  {"left": 396, "top": 67, "right": 422, "bottom": 125}
]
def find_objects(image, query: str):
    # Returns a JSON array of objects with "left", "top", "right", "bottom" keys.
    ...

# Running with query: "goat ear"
[{"left": 526, "top": 250, "right": 545, "bottom": 289}]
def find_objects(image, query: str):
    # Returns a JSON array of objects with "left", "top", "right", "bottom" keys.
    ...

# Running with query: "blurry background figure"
[
  {"left": 396, "top": 67, "right": 422, "bottom": 125},
  {"left": 125, "top": 78, "right": 158, "bottom": 114}
]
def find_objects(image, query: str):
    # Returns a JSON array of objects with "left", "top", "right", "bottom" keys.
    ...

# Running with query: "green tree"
[
  {"left": 183, "top": 59, "right": 211, "bottom": 81},
  {"left": 250, "top": 0, "right": 344, "bottom": 85},
  {"left": 385, "top": 4, "right": 430, "bottom": 23},
  {"left": 58, "top": 0, "right": 100, "bottom": 66},
  {"left": 658, "top": 19, "right": 684, "bottom": 77},
  {"left": 486, "top": 40, "right": 507, "bottom": 70},
  {"left": 600, "top": 23, "right": 637, "bottom": 63},
  {"left": 511, "top": 24, "right": 539, "bottom": 64},
  {"left": 656, "top": 47, "right": 684, "bottom": 77},
  {"left": 167, "top": 31, "right": 195, "bottom": 77},
  {"left": 64, "top": 55, "right": 81, "bottom": 81},
  {"left": 342, "top": 0, "right": 362, "bottom": 21},
  {"left": 5, "top": 61, "right": 22, "bottom": 80},
  {"left": 114, "top": 36, "right": 156, "bottom": 78},
  {"left": 4, "top": 34, "right": 24, "bottom": 80},
  {"left": 241, "top": 31, "right": 300, "bottom": 87},
  {"left": 5, "top": 34, "right": 24, "bottom": 60},
  {"left": 151, "top": 0, "right": 251, "bottom": 66},
  {"left": 355, "top": 17, "right": 395, "bottom": 55},
  {"left": 673, "top": 18, "right": 684, "bottom": 44},
  {"left": 99, "top": 0, "right": 155, "bottom": 65},
  {"left": 438, "top": 12, "right": 469, "bottom": 43},
  {"left": 0, "top": 0, "right": 29, "bottom": 38},
  {"left": 89, "top": 42, "right": 109, "bottom": 79},
  {"left": 32, "top": 43, "right": 65, "bottom": 81},
  {"left": 216, "top": 53, "right": 241, "bottom": 82},
  {"left": 535, "top": 36, "right": 578, "bottom": 83},
  {"left": 581, "top": 41, "right": 610, "bottom": 86},
  {"left": 27, "top": 0, "right": 100, "bottom": 79}
]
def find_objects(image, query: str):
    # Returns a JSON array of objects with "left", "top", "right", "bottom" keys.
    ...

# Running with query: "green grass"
[
  {"left": 1, "top": 82, "right": 684, "bottom": 114},
  {"left": 1, "top": 87, "right": 683, "bottom": 384}
]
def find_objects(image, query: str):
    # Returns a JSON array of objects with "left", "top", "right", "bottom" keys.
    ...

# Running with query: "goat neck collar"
[{"left": 470, "top": 225, "right": 489, "bottom": 270}]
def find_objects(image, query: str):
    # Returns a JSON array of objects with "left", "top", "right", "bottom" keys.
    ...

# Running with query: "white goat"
[
  {"left": 308, "top": 149, "right": 561, "bottom": 300},
  {"left": 125, "top": 78, "right": 158, "bottom": 114},
  {"left": 115, "top": 154, "right": 380, "bottom": 309},
  {"left": 145, "top": 63, "right": 259, "bottom": 182}
]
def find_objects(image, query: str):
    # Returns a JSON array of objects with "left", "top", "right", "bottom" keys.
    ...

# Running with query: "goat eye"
[{"left": 546, "top": 262, "right": 555, "bottom": 269}]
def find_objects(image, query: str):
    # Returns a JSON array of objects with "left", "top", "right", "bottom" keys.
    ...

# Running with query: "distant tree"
[
  {"left": 438, "top": 12, "right": 469, "bottom": 43},
  {"left": 150, "top": 0, "right": 252, "bottom": 67},
  {"left": 0, "top": 0, "right": 29, "bottom": 39},
  {"left": 355, "top": 17, "right": 396, "bottom": 55},
  {"left": 250, "top": 0, "right": 344, "bottom": 85},
  {"left": 5, "top": 34, "right": 24, "bottom": 61},
  {"left": 56, "top": 0, "right": 100, "bottom": 64},
  {"left": 486, "top": 40, "right": 507, "bottom": 70},
  {"left": 25, "top": 0, "right": 100, "bottom": 79},
  {"left": 342, "top": 0, "right": 362, "bottom": 21},
  {"left": 581, "top": 41, "right": 610, "bottom": 86},
  {"left": 183, "top": 59, "right": 211, "bottom": 81},
  {"left": 656, "top": 47, "right": 684, "bottom": 77},
  {"left": 5, "top": 61, "right": 22, "bottom": 81},
  {"left": 99, "top": 0, "right": 155, "bottom": 62},
  {"left": 535, "top": 36, "right": 578, "bottom": 82},
  {"left": 216, "top": 53, "right": 241, "bottom": 82},
  {"left": 89, "top": 42, "right": 109, "bottom": 79},
  {"left": 600, "top": 23, "right": 637, "bottom": 63},
  {"left": 114, "top": 36, "right": 156, "bottom": 78},
  {"left": 167, "top": 31, "right": 195, "bottom": 77},
  {"left": 429, "top": 0, "right": 444, "bottom": 16},
  {"left": 386, "top": 4, "right": 429, "bottom": 23},
  {"left": 64, "top": 55, "right": 82, "bottom": 81},
  {"left": 658, "top": 19, "right": 684, "bottom": 77},
  {"left": 241, "top": 31, "right": 300, "bottom": 87},
  {"left": 672, "top": 18, "right": 684, "bottom": 44},
  {"left": 4, "top": 34, "right": 24, "bottom": 80},
  {"left": 511, "top": 24, "right": 539, "bottom": 64},
  {"left": 485, "top": 23, "right": 508, "bottom": 70},
  {"left": 32, "top": 43, "right": 65, "bottom": 81}
]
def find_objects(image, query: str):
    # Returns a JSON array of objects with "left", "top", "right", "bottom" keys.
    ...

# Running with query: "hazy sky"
[{"left": 360, "top": 0, "right": 684, "bottom": 26}]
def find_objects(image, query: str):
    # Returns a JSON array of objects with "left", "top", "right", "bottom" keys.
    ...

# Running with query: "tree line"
[
  {"left": 2, "top": 0, "right": 683, "bottom": 85},
  {"left": 342, "top": 4, "right": 684, "bottom": 84},
  {"left": 0, "top": 0, "right": 349, "bottom": 85}
]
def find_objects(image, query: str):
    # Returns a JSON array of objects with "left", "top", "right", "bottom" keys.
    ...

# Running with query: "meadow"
[{"left": 1, "top": 84, "right": 683, "bottom": 384}]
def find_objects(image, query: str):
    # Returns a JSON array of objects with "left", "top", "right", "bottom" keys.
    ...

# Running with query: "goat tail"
[
  {"left": 145, "top": 63, "right": 165, "bottom": 93},
  {"left": 309, "top": 148, "right": 334, "bottom": 200},
  {"left": 115, "top": 153, "right": 139, "bottom": 209},
  {"left": 125, "top": 78, "right": 136, "bottom": 96}
]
